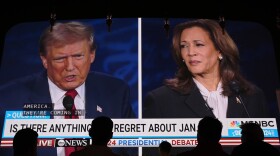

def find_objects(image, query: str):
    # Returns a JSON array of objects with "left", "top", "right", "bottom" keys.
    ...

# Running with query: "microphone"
[
  {"left": 62, "top": 95, "right": 78, "bottom": 151},
  {"left": 230, "top": 81, "right": 251, "bottom": 118},
  {"left": 230, "top": 81, "right": 240, "bottom": 94},
  {"left": 63, "top": 95, "right": 74, "bottom": 118}
]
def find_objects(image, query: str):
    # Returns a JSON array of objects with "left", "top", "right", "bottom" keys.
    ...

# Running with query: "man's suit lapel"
[
  {"left": 184, "top": 86, "right": 216, "bottom": 118},
  {"left": 84, "top": 72, "right": 100, "bottom": 118},
  {"left": 28, "top": 71, "right": 52, "bottom": 103}
]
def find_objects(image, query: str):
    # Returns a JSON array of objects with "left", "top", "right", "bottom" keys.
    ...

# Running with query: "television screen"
[{"left": 0, "top": 18, "right": 279, "bottom": 156}]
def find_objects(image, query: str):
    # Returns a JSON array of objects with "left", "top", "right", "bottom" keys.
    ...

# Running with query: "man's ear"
[
  {"left": 40, "top": 55, "right": 48, "bottom": 69},
  {"left": 90, "top": 50, "right": 95, "bottom": 63}
]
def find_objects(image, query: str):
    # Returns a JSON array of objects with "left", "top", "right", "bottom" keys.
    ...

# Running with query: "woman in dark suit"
[{"left": 143, "top": 19, "right": 270, "bottom": 119}]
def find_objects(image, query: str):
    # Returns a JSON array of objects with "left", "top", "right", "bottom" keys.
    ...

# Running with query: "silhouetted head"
[
  {"left": 13, "top": 128, "right": 38, "bottom": 156},
  {"left": 88, "top": 116, "right": 113, "bottom": 146},
  {"left": 197, "top": 116, "right": 223, "bottom": 143},
  {"left": 159, "top": 141, "right": 172, "bottom": 155},
  {"left": 240, "top": 122, "right": 264, "bottom": 143}
]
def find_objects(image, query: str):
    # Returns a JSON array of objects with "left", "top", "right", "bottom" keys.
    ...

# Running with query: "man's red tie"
[
  {"left": 64, "top": 89, "right": 78, "bottom": 119},
  {"left": 64, "top": 89, "right": 78, "bottom": 156}
]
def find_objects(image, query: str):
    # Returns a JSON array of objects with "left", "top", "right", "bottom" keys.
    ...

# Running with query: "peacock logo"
[{"left": 229, "top": 121, "right": 241, "bottom": 128}]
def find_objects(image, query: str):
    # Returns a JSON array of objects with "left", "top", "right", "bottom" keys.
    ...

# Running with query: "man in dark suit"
[
  {"left": 0, "top": 21, "right": 135, "bottom": 156},
  {"left": 13, "top": 128, "right": 38, "bottom": 156},
  {"left": 177, "top": 116, "right": 229, "bottom": 156},
  {"left": 231, "top": 122, "right": 280, "bottom": 156},
  {"left": 70, "top": 116, "right": 120, "bottom": 156}
]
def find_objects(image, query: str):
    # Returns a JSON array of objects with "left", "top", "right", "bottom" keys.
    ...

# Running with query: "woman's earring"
[
  {"left": 182, "top": 59, "right": 185, "bottom": 62},
  {"left": 218, "top": 55, "right": 223, "bottom": 60}
]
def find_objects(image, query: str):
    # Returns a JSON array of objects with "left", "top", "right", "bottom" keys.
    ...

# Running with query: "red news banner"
[{"left": 1, "top": 111, "right": 279, "bottom": 147}]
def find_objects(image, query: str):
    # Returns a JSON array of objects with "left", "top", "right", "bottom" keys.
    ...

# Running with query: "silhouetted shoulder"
[{"left": 231, "top": 141, "right": 280, "bottom": 156}]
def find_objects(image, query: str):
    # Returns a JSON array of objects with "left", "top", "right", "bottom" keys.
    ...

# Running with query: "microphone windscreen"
[
  {"left": 230, "top": 81, "right": 240, "bottom": 94},
  {"left": 63, "top": 95, "right": 74, "bottom": 111}
]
